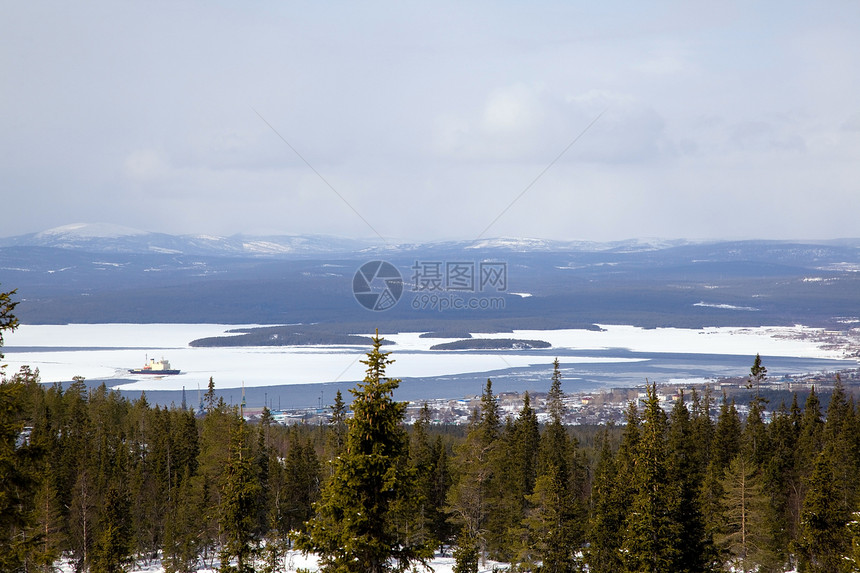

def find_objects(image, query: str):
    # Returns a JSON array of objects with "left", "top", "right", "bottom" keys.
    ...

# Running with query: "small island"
[
  {"left": 418, "top": 331, "right": 473, "bottom": 339},
  {"left": 429, "top": 338, "right": 551, "bottom": 351},
  {"left": 190, "top": 329, "right": 389, "bottom": 347}
]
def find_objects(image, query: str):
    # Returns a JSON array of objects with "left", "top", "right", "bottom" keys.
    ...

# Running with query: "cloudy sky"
[{"left": 3, "top": 1, "right": 859, "bottom": 242}]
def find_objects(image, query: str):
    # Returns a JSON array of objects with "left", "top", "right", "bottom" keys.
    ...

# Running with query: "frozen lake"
[{"left": 3, "top": 323, "right": 857, "bottom": 408}]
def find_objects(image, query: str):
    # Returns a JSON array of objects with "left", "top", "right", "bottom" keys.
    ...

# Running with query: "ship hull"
[{"left": 129, "top": 369, "right": 181, "bottom": 375}]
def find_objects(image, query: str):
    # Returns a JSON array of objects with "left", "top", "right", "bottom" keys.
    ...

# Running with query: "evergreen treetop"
[{"left": 295, "top": 331, "right": 433, "bottom": 573}]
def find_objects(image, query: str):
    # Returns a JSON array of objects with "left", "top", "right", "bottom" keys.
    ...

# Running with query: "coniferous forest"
[{"left": 3, "top": 294, "right": 860, "bottom": 571}]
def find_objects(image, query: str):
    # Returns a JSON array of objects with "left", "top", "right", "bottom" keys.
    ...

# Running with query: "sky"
[{"left": 3, "top": 1, "right": 860, "bottom": 243}]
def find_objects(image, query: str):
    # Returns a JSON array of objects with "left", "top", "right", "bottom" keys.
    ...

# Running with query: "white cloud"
[
  {"left": 482, "top": 84, "right": 545, "bottom": 133},
  {"left": 2, "top": 1, "right": 859, "bottom": 241},
  {"left": 432, "top": 86, "right": 666, "bottom": 167},
  {"left": 123, "top": 150, "right": 169, "bottom": 181}
]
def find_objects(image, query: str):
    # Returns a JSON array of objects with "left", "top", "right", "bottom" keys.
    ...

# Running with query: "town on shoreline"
[{"left": 245, "top": 366, "right": 860, "bottom": 427}]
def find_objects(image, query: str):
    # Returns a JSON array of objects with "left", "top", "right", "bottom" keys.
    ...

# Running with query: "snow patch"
[
  {"left": 467, "top": 237, "right": 553, "bottom": 250},
  {"left": 242, "top": 241, "right": 296, "bottom": 254},
  {"left": 55, "top": 550, "right": 502, "bottom": 573},
  {"left": 693, "top": 301, "right": 759, "bottom": 311},
  {"left": 819, "top": 262, "right": 860, "bottom": 272},
  {"left": 149, "top": 246, "right": 182, "bottom": 254},
  {"left": 36, "top": 222, "right": 147, "bottom": 238}
]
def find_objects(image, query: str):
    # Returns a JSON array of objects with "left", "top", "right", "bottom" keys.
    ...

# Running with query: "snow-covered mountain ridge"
[
  {"left": 2, "top": 223, "right": 374, "bottom": 257},
  {"left": 9, "top": 223, "right": 857, "bottom": 258}
]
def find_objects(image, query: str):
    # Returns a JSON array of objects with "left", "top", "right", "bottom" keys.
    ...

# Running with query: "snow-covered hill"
[
  {"left": 0, "top": 224, "right": 707, "bottom": 257},
  {"left": 2, "top": 223, "right": 860, "bottom": 263},
  {"left": 37, "top": 222, "right": 149, "bottom": 239},
  {"left": 1, "top": 223, "right": 374, "bottom": 257}
]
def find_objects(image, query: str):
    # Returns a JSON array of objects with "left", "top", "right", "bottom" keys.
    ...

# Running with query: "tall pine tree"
[
  {"left": 295, "top": 332, "right": 433, "bottom": 573},
  {"left": 219, "top": 417, "right": 262, "bottom": 573},
  {"left": 622, "top": 383, "right": 683, "bottom": 572},
  {"left": 796, "top": 444, "right": 851, "bottom": 572},
  {"left": 667, "top": 392, "right": 715, "bottom": 572},
  {"left": 716, "top": 454, "right": 770, "bottom": 572},
  {"left": 446, "top": 379, "right": 502, "bottom": 565}
]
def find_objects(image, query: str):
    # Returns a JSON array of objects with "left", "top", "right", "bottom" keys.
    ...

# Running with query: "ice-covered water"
[
  {"left": 2, "top": 324, "right": 646, "bottom": 390},
  {"left": 3, "top": 323, "right": 857, "bottom": 401}
]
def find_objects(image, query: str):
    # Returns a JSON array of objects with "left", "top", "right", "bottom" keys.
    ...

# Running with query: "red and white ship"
[{"left": 129, "top": 357, "right": 180, "bottom": 375}]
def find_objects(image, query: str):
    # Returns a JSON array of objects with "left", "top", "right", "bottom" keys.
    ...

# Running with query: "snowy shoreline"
[{"left": 3, "top": 323, "right": 858, "bottom": 392}]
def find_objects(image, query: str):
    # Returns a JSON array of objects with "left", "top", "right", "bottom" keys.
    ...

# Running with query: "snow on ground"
[{"left": 56, "top": 551, "right": 503, "bottom": 573}]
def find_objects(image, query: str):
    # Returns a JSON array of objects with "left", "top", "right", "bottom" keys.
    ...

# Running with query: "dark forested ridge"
[
  {"left": 189, "top": 329, "right": 389, "bottom": 348},
  {"left": 428, "top": 338, "right": 551, "bottom": 350},
  {"left": 3, "top": 344, "right": 860, "bottom": 571}
]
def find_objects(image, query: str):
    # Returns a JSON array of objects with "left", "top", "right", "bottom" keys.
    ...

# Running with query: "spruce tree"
[
  {"left": 539, "top": 358, "right": 577, "bottom": 484},
  {"left": 91, "top": 480, "right": 133, "bottom": 573},
  {"left": 410, "top": 403, "right": 448, "bottom": 551},
  {"left": 253, "top": 421, "right": 272, "bottom": 539},
  {"left": 66, "top": 384, "right": 98, "bottom": 572},
  {"left": 716, "top": 454, "right": 770, "bottom": 572},
  {"left": 510, "top": 393, "right": 540, "bottom": 512},
  {"left": 524, "top": 463, "right": 578, "bottom": 572},
  {"left": 587, "top": 429, "right": 623, "bottom": 573},
  {"left": 746, "top": 354, "right": 767, "bottom": 399},
  {"left": 281, "top": 432, "right": 321, "bottom": 534},
  {"left": 525, "top": 359, "right": 583, "bottom": 571},
  {"left": 446, "top": 379, "right": 502, "bottom": 563},
  {"left": 0, "top": 378, "right": 40, "bottom": 571},
  {"left": 711, "top": 393, "right": 742, "bottom": 473},
  {"left": 823, "top": 376, "right": 857, "bottom": 511},
  {"left": 797, "top": 387, "right": 824, "bottom": 469},
  {"left": 667, "top": 392, "right": 714, "bottom": 572},
  {"left": 497, "top": 393, "right": 541, "bottom": 565},
  {"left": 197, "top": 389, "right": 233, "bottom": 563},
  {"left": 743, "top": 398, "right": 769, "bottom": 469},
  {"left": 204, "top": 377, "right": 218, "bottom": 414},
  {"left": 0, "top": 284, "right": 19, "bottom": 366},
  {"left": 702, "top": 393, "right": 742, "bottom": 547},
  {"left": 689, "top": 387, "right": 714, "bottom": 469},
  {"left": 429, "top": 435, "right": 454, "bottom": 549},
  {"left": 31, "top": 455, "right": 65, "bottom": 572},
  {"left": 796, "top": 444, "right": 851, "bottom": 572},
  {"left": 163, "top": 466, "right": 203, "bottom": 573},
  {"left": 219, "top": 417, "right": 262, "bottom": 573},
  {"left": 295, "top": 332, "right": 432, "bottom": 573},
  {"left": 622, "top": 383, "right": 682, "bottom": 572},
  {"left": 327, "top": 389, "right": 348, "bottom": 459},
  {"left": 588, "top": 404, "right": 639, "bottom": 573},
  {"left": 763, "top": 401, "right": 801, "bottom": 567}
]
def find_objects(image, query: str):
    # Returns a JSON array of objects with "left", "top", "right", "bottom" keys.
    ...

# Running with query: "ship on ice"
[{"left": 129, "top": 357, "right": 180, "bottom": 375}]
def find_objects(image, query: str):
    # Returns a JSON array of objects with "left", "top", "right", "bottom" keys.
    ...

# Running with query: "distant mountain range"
[
  {"left": 0, "top": 223, "right": 726, "bottom": 257},
  {"left": 3, "top": 223, "right": 860, "bottom": 331},
  {"left": 0, "top": 223, "right": 376, "bottom": 257}
]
